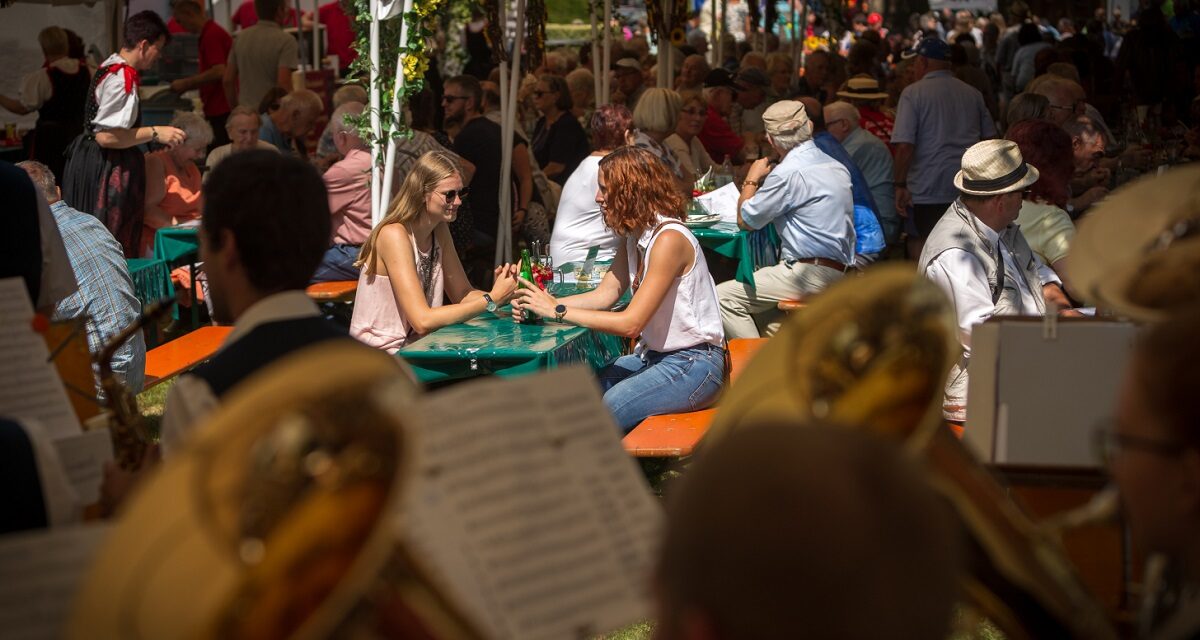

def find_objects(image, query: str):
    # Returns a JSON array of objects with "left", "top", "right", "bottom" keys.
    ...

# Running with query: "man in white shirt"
[
  {"left": 919, "top": 140, "right": 1072, "bottom": 422},
  {"left": 161, "top": 150, "right": 348, "bottom": 455}
]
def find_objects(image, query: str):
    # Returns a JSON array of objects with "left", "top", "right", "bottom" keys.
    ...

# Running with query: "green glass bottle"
[{"left": 518, "top": 249, "right": 539, "bottom": 324}]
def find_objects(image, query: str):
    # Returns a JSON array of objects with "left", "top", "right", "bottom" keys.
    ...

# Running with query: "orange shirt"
[{"left": 143, "top": 150, "right": 203, "bottom": 256}]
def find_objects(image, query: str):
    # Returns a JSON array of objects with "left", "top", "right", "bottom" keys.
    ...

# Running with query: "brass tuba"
[
  {"left": 68, "top": 341, "right": 481, "bottom": 640},
  {"left": 706, "top": 264, "right": 1118, "bottom": 639}
]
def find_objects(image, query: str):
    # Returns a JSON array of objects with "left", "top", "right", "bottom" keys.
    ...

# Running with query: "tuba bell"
[{"left": 706, "top": 263, "right": 1118, "bottom": 639}]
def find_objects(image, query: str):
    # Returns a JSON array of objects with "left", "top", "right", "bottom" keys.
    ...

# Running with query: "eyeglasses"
[
  {"left": 681, "top": 108, "right": 705, "bottom": 116},
  {"left": 1092, "top": 421, "right": 1186, "bottom": 466},
  {"left": 533, "top": 90, "right": 552, "bottom": 97},
  {"left": 826, "top": 118, "right": 849, "bottom": 128},
  {"left": 439, "top": 187, "right": 470, "bottom": 203},
  {"left": 442, "top": 95, "right": 469, "bottom": 103}
]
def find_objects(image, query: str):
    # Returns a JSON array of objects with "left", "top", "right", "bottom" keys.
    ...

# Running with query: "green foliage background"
[{"left": 546, "top": 0, "right": 591, "bottom": 23}]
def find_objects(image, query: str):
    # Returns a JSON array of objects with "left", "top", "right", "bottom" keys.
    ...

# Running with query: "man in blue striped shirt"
[{"left": 18, "top": 161, "right": 145, "bottom": 392}]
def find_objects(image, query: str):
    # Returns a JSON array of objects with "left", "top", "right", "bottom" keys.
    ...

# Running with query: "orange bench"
[
  {"left": 621, "top": 337, "right": 767, "bottom": 458},
  {"left": 306, "top": 280, "right": 358, "bottom": 303},
  {"left": 777, "top": 298, "right": 808, "bottom": 312},
  {"left": 142, "top": 326, "right": 234, "bottom": 390}
]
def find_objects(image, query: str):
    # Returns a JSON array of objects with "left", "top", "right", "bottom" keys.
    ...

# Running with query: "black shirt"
[
  {"left": 451, "top": 116, "right": 524, "bottom": 241},
  {"left": 531, "top": 113, "right": 590, "bottom": 186}
]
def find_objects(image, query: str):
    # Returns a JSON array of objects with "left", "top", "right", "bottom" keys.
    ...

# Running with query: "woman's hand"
[
  {"left": 510, "top": 277, "right": 558, "bottom": 321},
  {"left": 154, "top": 126, "right": 187, "bottom": 149},
  {"left": 490, "top": 263, "right": 519, "bottom": 303}
]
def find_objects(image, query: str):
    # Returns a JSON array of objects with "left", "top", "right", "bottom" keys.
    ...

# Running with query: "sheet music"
[
  {"left": 0, "top": 278, "right": 81, "bottom": 439},
  {"left": 53, "top": 430, "right": 115, "bottom": 506},
  {"left": 391, "top": 367, "right": 663, "bottom": 640},
  {"left": 0, "top": 524, "right": 110, "bottom": 640}
]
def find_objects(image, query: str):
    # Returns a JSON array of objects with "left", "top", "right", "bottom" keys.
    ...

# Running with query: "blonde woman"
[{"left": 351, "top": 151, "right": 519, "bottom": 352}]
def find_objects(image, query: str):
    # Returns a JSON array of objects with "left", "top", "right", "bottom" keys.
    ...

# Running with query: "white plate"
[{"left": 684, "top": 217, "right": 721, "bottom": 228}]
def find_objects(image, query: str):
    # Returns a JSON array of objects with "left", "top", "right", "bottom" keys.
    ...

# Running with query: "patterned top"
[
  {"left": 633, "top": 131, "right": 684, "bottom": 179},
  {"left": 858, "top": 106, "right": 895, "bottom": 153},
  {"left": 49, "top": 200, "right": 145, "bottom": 392}
]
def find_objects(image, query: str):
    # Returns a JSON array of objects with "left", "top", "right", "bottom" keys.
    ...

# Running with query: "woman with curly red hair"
[
  {"left": 512, "top": 145, "right": 726, "bottom": 432},
  {"left": 1006, "top": 119, "right": 1078, "bottom": 296}
]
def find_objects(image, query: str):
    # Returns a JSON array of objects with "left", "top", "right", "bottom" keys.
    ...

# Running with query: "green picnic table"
[
  {"left": 125, "top": 257, "right": 174, "bottom": 347},
  {"left": 399, "top": 282, "right": 628, "bottom": 384},
  {"left": 153, "top": 225, "right": 202, "bottom": 327},
  {"left": 691, "top": 222, "right": 779, "bottom": 286}
]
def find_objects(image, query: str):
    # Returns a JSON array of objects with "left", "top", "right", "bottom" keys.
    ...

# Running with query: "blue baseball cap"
[{"left": 912, "top": 38, "right": 951, "bottom": 61}]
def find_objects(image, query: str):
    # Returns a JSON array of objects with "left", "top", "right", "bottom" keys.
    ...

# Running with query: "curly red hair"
[
  {"left": 598, "top": 146, "right": 686, "bottom": 237},
  {"left": 1005, "top": 119, "right": 1074, "bottom": 208}
]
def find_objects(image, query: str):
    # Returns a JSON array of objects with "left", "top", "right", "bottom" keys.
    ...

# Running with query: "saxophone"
[
  {"left": 707, "top": 264, "right": 1118, "bottom": 639},
  {"left": 95, "top": 299, "right": 173, "bottom": 470}
]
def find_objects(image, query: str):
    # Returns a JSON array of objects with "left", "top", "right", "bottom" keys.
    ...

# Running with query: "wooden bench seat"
[
  {"left": 306, "top": 280, "right": 358, "bottom": 303},
  {"left": 143, "top": 326, "right": 233, "bottom": 390},
  {"left": 622, "top": 338, "right": 767, "bottom": 458}
]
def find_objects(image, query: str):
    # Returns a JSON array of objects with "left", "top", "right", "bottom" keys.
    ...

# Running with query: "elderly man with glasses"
[{"left": 311, "top": 101, "right": 371, "bottom": 283}]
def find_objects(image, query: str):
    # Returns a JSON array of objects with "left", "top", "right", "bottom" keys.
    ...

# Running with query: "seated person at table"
[
  {"left": 1108, "top": 308, "right": 1200, "bottom": 640},
  {"left": 258, "top": 89, "right": 323, "bottom": 156},
  {"left": 1006, "top": 120, "right": 1080, "bottom": 297},
  {"left": 655, "top": 424, "right": 962, "bottom": 640},
  {"left": 548, "top": 104, "right": 633, "bottom": 266},
  {"left": 350, "top": 150, "right": 519, "bottom": 353},
  {"left": 716, "top": 101, "right": 855, "bottom": 340},
  {"left": 143, "top": 111, "right": 212, "bottom": 256},
  {"left": 919, "top": 140, "right": 1069, "bottom": 423},
  {"left": 511, "top": 146, "right": 726, "bottom": 433},
  {"left": 205, "top": 105, "right": 278, "bottom": 174},
  {"left": 531, "top": 75, "right": 589, "bottom": 186},
  {"left": 311, "top": 101, "right": 370, "bottom": 283},
  {"left": 19, "top": 160, "right": 145, "bottom": 392},
  {"left": 161, "top": 150, "right": 345, "bottom": 455}
]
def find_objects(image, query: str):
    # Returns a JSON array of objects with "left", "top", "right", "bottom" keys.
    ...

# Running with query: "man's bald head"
[
  {"left": 656, "top": 424, "right": 963, "bottom": 640},
  {"left": 1031, "top": 77, "right": 1085, "bottom": 126}
]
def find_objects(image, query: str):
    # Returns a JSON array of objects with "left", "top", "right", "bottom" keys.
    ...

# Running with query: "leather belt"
[{"left": 791, "top": 256, "right": 850, "bottom": 273}]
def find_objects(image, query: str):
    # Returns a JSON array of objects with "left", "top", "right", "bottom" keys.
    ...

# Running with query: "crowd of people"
[{"left": 3, "top": 0, "right": 1200, "bottom": 636}]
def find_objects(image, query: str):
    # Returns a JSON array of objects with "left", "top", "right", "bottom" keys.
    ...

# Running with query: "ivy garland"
[
  {"left": 481, "top": 0, "right": 547, "bottom": 71},
  {"left": 644, "top": 0, "right": 689, "bottom": 47},
  {"left": 346, "top": 0, "right": 449, "bottom": 146}
]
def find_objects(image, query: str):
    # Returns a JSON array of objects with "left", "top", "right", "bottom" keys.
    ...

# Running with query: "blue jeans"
[
  {"left": 311, "top": 244, "right": 361, "bottom": 283},
  {"left": 599, "top": 343, "right": 726, "bottom": 433}
]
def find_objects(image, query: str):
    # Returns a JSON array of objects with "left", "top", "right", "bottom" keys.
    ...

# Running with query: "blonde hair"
[
  {"left": 39, "top": 27, "right": 68, "bottom": 57},
  {"left": 633, "top": 88, "right": 682, "bottom": 135},
  {"left": 356, "top": 150, "right": 461, "bottom": 276}
]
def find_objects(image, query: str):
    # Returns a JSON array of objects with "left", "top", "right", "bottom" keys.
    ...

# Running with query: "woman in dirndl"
[{"left": 61, "top": 10, "right": 186, "bottom": 257}]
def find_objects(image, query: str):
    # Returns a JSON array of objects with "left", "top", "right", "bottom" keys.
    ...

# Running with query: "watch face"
[{"left": 555, "top": 304, "right": 567, "bottom": 314}]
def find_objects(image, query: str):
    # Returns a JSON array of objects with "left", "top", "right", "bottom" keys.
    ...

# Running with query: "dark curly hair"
[{"left": 1005, "top": 119, "right": 1073, "bottom": 208}]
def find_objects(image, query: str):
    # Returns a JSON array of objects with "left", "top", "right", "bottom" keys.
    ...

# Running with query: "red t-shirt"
[
  {"left": 698, "top": 105, "right": 744, "bottom": 164},
  {"left": 167, "top": 17, "right": 186, "bottom": 34},
  {"left": 231, "top": 0, "right": 298, "bottom": 29},
  {"left": 319, "top": 2, "right": 357, "bottom": 68},
  {"left": 198, "top": 20, "right": 233, "bottom": 117}
]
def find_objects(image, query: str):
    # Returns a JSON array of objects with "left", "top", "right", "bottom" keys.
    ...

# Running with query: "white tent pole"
[
  {"left": 497, "top": 0, "right": 525, "bottom": 265},
  {"left": 380, "top": 0, "right": 414, "bottom": 208},
  {"left": 658, "top": 0, "right": 668, "bottom": 89},
  {"left": 590, "top": 1, "right": 601, "bottom": 101},
  {"left": 369, "top": 6, "right": 382, "bottom": 225},
  {"left": 496, "top": 0, "right": 512, "bottom": 265},
  {"left": 716, "top": 0, "right": 725, "bottom": 66},
  {"left": 709, "top": 0, "right": 717, "bottom": 66},
  {"left": 602, "top": 0, "right": 611, "bottom": 104}
]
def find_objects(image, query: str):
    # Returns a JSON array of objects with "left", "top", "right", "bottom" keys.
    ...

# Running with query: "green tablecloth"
[
  {"left": 399, "top": 283, "right": 627, "bottom": 384},
  {"left": 125, "top": 258, "right": 174, "bottom": 307},
  {"left": 153, "top": 225, "right": 200, "bottom": 265},
  {"left": 692, "top": 222, "right": 780, "bottom": 286}
]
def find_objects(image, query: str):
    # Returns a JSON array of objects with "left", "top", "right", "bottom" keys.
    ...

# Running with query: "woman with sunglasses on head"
[
  {"left": 512, "top": 146, "right": 726, "bottom": 432},
  {"left": 531, "top": 75, "right": 589, "bottom": 186},
  {"left": 351, "top": 151, "right": 519, "bottom": 352}
]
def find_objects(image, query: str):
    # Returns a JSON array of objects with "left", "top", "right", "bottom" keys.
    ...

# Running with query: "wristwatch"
[
  {"left": 483, "top": 293, "right": 497, "bottom": 313},
  {"left": 742, "top": 179, "right": 761, "bottom": 189},
  {"left": 554, "top": 304, "right": 567, "bottom": 323}
]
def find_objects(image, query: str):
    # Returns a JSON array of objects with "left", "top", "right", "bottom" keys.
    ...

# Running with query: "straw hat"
[
  {"left": 953, "top": 140, "right": 1040, "bottom": 196},
  {"left": 837, "top": 75, "right": 889, "bottom": 101},
  {"left": 1071, "top": 165, "right": 1200, "bottom": 322}
]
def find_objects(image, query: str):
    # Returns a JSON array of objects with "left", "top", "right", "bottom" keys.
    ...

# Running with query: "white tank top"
[{"left": 626, "top": 219, "right": 725, "bottom": 353}]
